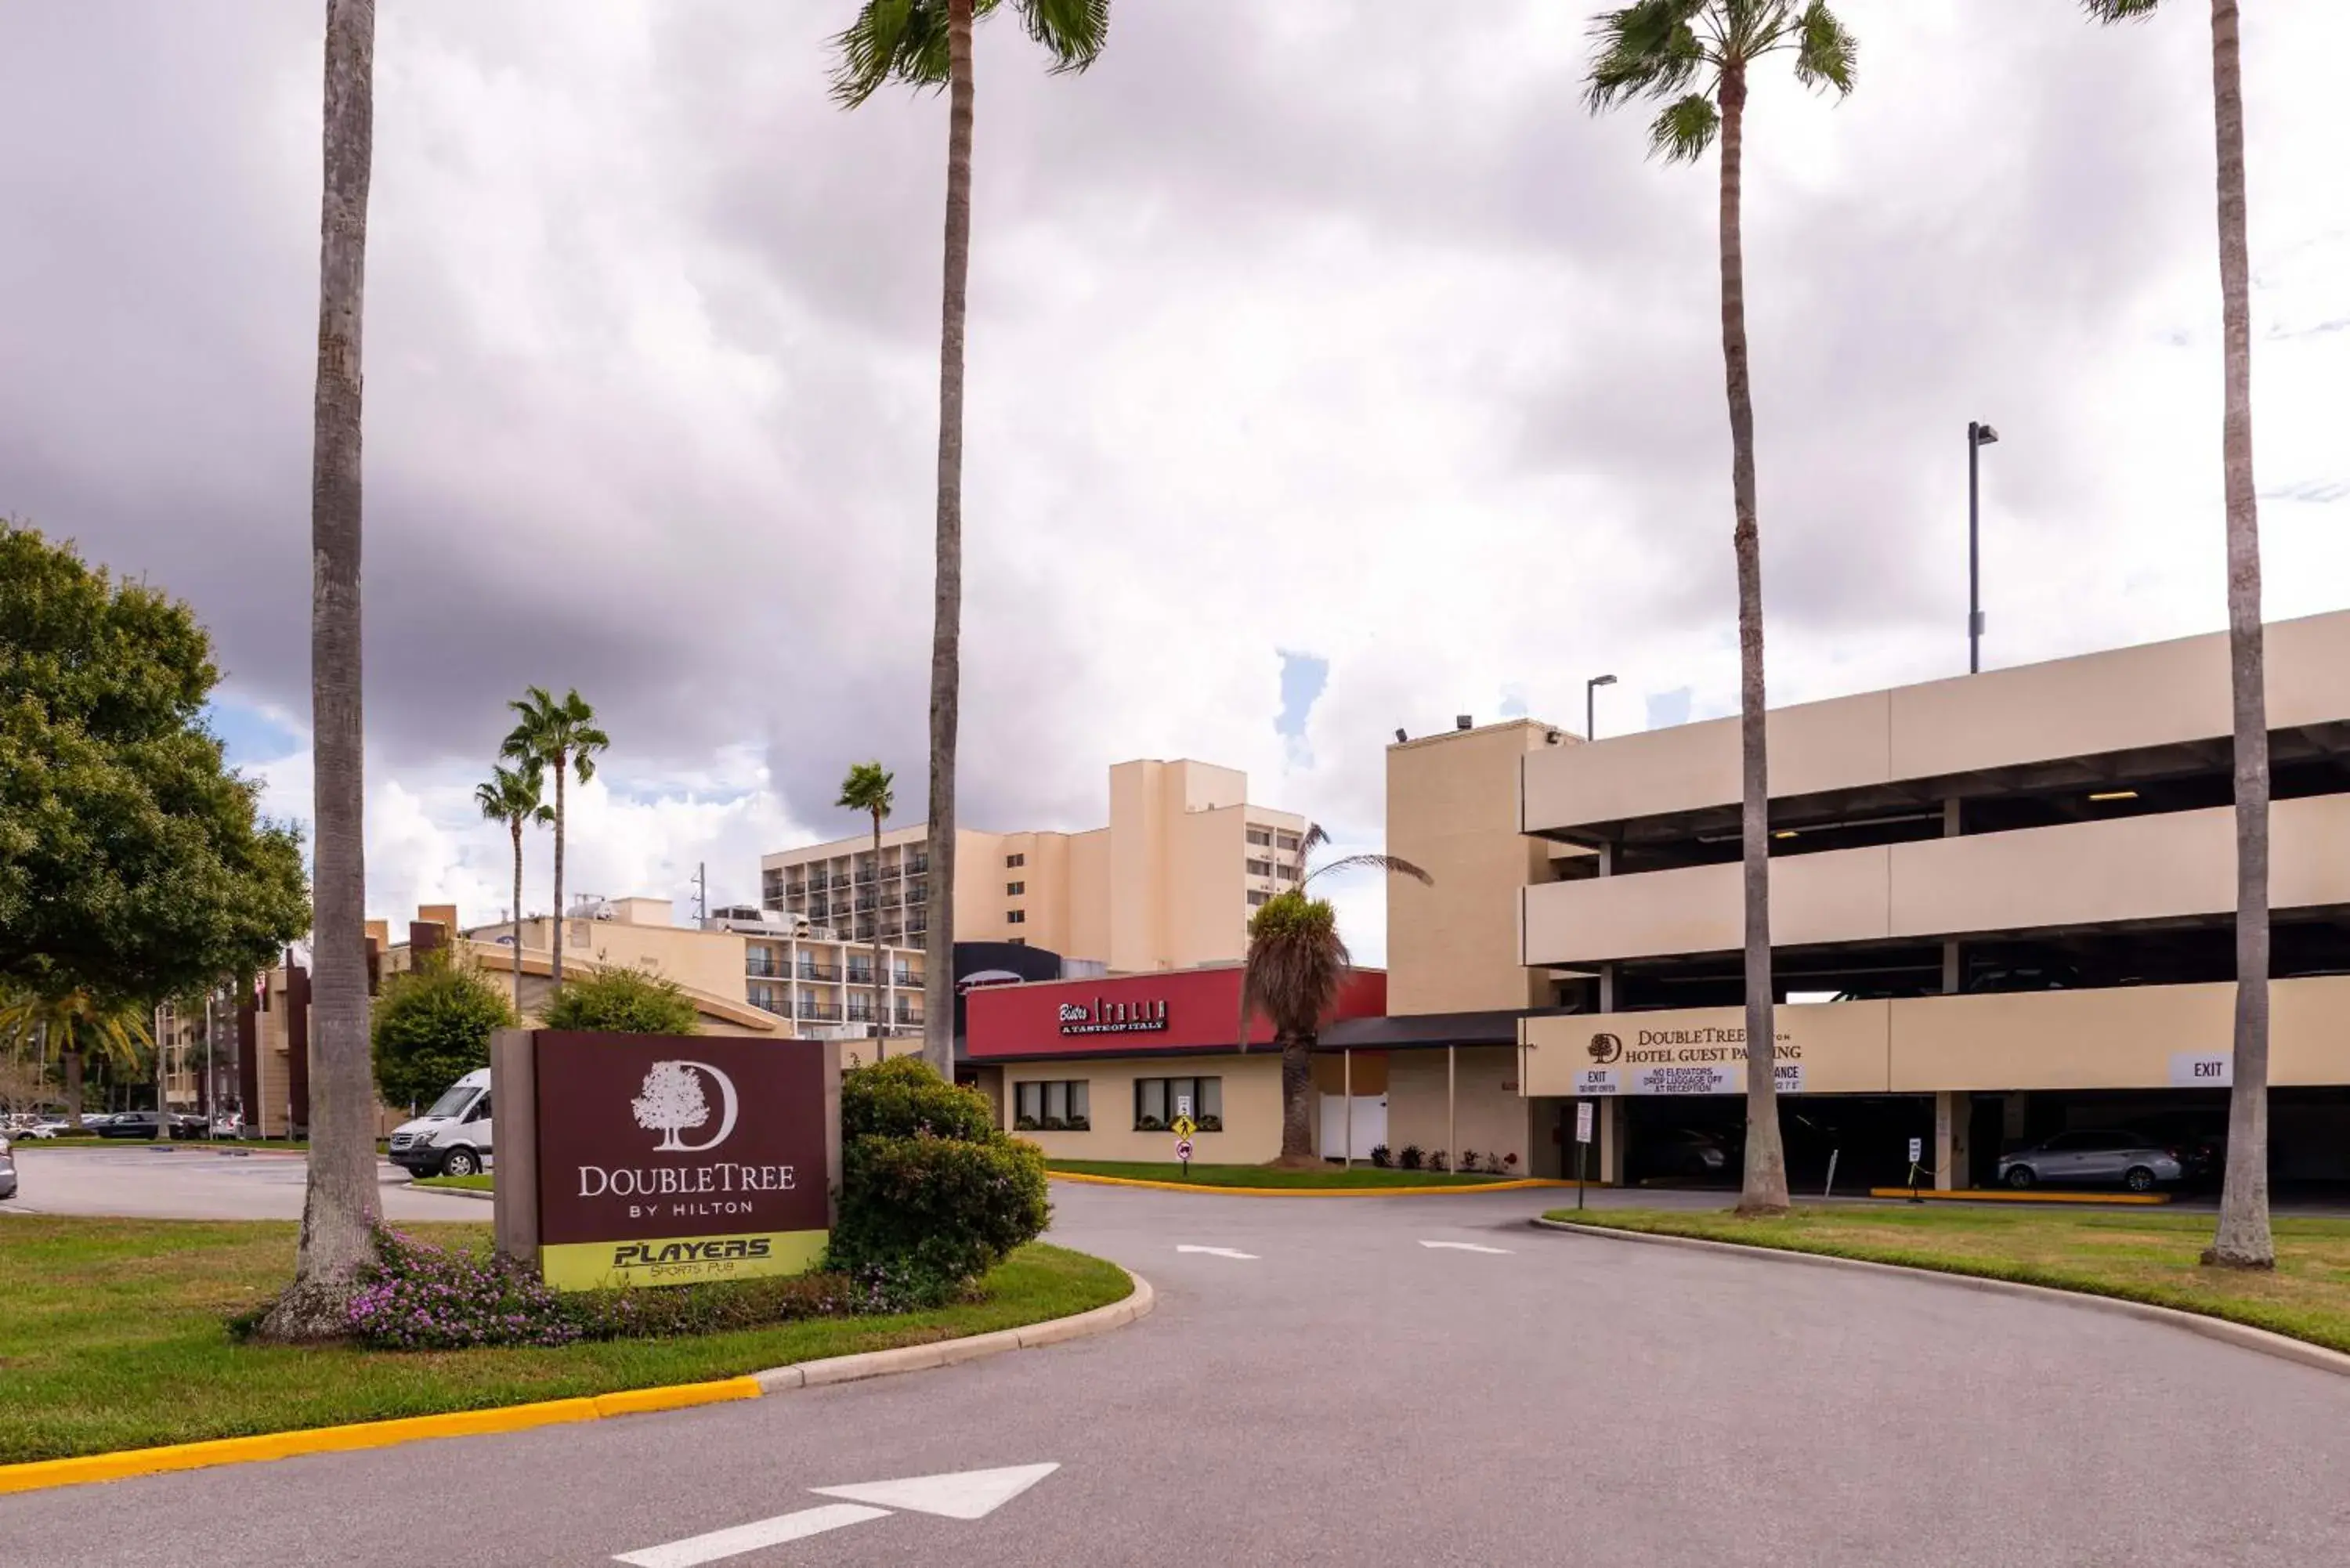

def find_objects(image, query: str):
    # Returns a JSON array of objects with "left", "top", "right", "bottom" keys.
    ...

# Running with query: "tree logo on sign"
[{"left": 631, "top": 1060, "right": 741, "bottom": 1153}]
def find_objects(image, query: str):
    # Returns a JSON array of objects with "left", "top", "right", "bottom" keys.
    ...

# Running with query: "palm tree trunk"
[
  {"left": 1278, "top": 1031, "right": 1315, "bottom": 1163},
  {"left": 920, "top": 0, "right": 975, "bottom": 1081},
  {"left": 63, "top": 1044, "right": 84, "bottom": 1132},
  {"left": 872, "top": 808, "right": 887, "bottom": 1038},
  {"left": 551, "top": 751, "right": 568, "bottom": 985},
  {"left": 1717, "top": 66, "right": 1789, "bottom": 1217},
  {"left": 2204, "top": 0, "right": 2272, "bottom": 1270},
  {"left": 510, "top": 821, "right": 526, "bottom": 1018},
  {"left": 266, "top": 0, "right": 381, "bottom": 1338}
]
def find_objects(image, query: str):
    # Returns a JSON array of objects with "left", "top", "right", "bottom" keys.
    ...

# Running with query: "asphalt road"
[
  {"left": 5, "top": 1181, "right": 2348, "bottom": 1566},
  {"left": 0, "top": 1143, "right": 490, "bottom": 1222}
]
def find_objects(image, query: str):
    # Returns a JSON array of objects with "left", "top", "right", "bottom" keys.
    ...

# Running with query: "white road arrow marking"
[
  {"left": 810, "top": 1461, "right": 1061, "bottom": 1520},
  {"left": 613, "top": 1503, "right": 890, "bottom": 1567},
  {"left": 1175, "top": 1245, "right": 1258, "bottom": 1259},
  {"left": 1419, "top": 1240, "right": 1513, "bottom": 1254}
]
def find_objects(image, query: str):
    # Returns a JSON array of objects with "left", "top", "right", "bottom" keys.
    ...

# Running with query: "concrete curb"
[
  {"left": 403, "top": 1180, "right": 495, "bottom": 1201},
  {"left": 753, "top": 1269, "right": 1154, "bottom": 1392},
  {"left": 1529, "top": 1218, "right": 2350, "bottom": 1382},
  {"left": 1863, "top": 1186, "right": 2171, "bottom": 1206},
  {"left": 1050, "top": 1171, "right": 1581, "bottom": 1198},
  {"left": 0, "top": 1270, "right": 1152, "bottom": 1497}
]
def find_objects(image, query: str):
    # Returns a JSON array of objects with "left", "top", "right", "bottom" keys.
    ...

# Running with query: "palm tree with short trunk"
[
  {"left": 0, "top": 988, "right": 151, "bottom": 1130},
  {"left": 1239, "top": 826, "right": 1430, "bottom": 1167},
  {"left": 1585, "top": 0, "right": 1855, "bottom": 1217},
  {"left": 830, "top": 0, "right": 1112, "bottom": 1078},
  {"left": 501, "top": 687, "right": 609, "bottom": 988},
  {"left": 263, "top": 0, "right": 378, "bottom": 1340},
  {"left": 2084, "top": 0, "right": 2270, "bottom": 1269},
  {"left": 475, "top": 764, "right": 552, "bottom": 1018},
  {"left": 836, "top": 762, "right": 897, "bottom": 1037}
]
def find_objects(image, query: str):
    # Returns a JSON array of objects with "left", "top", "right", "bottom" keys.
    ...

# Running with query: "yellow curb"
[
  {"left": 0, "top": 1379, "right": 760, "bottom": 1498},
  {"left": 1048, "top": 1171, "right": 1587, "bottom": 1198},
  {"left": 1864, "top": 1187, "right": 2173, "bottom": 1205}
]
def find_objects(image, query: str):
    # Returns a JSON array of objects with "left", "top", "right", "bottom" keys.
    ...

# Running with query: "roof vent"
[{"left": 1455, "top": 714, "right": 1473, "bottom": 731}]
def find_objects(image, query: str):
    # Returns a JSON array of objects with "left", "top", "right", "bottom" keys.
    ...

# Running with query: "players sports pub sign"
[{"left": 492, "top": 1030, "right": 841, "bottom": 1291}]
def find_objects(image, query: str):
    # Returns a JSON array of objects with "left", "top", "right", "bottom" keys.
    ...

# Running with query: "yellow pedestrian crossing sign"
[{"left": 1171, "top": 1115, "right": 1196, "bottom": 1140}]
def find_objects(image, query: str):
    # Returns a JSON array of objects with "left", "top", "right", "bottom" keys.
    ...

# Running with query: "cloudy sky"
[{"left": 5, "top": 1, "right": 2345, "bottom": 963}]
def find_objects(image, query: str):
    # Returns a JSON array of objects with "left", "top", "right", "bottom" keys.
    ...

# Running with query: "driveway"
[
  {"left": 2, "top": 1183, "right": 2346, "bottom": 1565},
  {"left": 0, "top": 1143, "right": 490, "bottom": 1222}
]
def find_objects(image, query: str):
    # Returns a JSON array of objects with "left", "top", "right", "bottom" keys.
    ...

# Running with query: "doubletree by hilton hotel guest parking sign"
[{"left": 491, "top": 1031, "right": 841, "bottom": 1292}]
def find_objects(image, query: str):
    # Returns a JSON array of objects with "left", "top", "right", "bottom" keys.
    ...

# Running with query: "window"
[
  {"left": 1246, "top": 829, "right": 1272, "bottom": 847},
  {"left": 1277, "top": 863, "right": 1299, "bottom": 881},
  {"left": 1134, "top": 1077, "right": 1221, "bottom": 1133},
  {"left": 1247, "top": 858, "right": 1274, "bottom": 878},
  {"left": 1006, "top": 909, "right": 1026, "bottom": 924},
  {"left": 1007, "top": 937, "right": 1025, "bottom": 946},
  {"left": 1014, "top": 1079, "right": 1090, "bottom": 1133},
  {"left": 1248, "top": 891, "right": 1268, "bottom": 907},
  {"left": 1276, "top": 833, "right": 1300, "bottom": 851},
  {"left": 1007, "top": 880, "right": 1025, "bottom": 896},
  {"left": 1006, "top": 853, "right": 1026, "bottom": 868}
]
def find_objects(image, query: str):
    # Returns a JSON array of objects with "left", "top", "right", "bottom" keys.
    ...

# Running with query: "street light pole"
[
  {"left": 1585, "top": 673, "right": 1618, "bottom": 742},
  {"left": 1968, "top": 421, "right": 1999, "bottom": 674}
]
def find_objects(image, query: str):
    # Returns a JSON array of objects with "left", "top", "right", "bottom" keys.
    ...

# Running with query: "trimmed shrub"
[
  {"left": 827, "top": 1057, "right": 1050, "bottom": 1302},
  {"left": 371, "top": 952, "right": 515, "bottom": 1110},
  {"left": 1397, "top": 1143, "right": 1423, "bottom": 1171},
  {"left": 1368, "top": 1143, "right": 1392, "bottom": 1169},
  {"left": 542, "top": 966, "right": 700, "bottom": 1035}
]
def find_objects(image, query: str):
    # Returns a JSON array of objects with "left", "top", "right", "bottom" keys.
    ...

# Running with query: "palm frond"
[
  {"left": 1790, "top": 1, "right": 1857, "bottom": 96},
  {"left": 829, "top": 0, "right": 954, "bottom": 106},
  {"left": 1649, "top": 92, "right": 1721, "bottom": 163},
  {"left": 1018, "top": 0, "right": 1111, "bottom": 75},
  {"left": 2081, "top": 0, "right": 2162, "bottom": 19},
  {"left": 1583, "top": 0, "right": 1708, "bottom": 113},
  {"left": 1301, "top": 852, "right": 1434, "bottom": 890},
  {"left": 1238, "top": 893, "right": 1351, "bottom": 1046},
  {"left": 837, "top": 761, "right": 896, "bottom": 816},
  {"left": 1299, "top": 822, "right": 1331, "bottom": 858}
]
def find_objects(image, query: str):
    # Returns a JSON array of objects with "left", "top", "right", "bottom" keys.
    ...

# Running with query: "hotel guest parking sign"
[{"left": 493, "top": 1030, "right": 842, "bottom": 1292}]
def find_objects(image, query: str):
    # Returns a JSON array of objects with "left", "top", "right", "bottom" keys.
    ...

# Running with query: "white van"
[{"left": 387, "top": 1068, "right": 494, "bottom": 1178}]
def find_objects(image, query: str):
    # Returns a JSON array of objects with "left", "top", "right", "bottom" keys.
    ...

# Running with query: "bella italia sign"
[{"left": 493, "top": 1030, "right": 841, "bottom": 1292}]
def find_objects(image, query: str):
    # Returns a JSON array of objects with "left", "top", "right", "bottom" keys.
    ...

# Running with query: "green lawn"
[
  {"left": 1052, "top": 1160, "right": 1519, "bottom": 1188},
  {"left": 414, "top": 1172, "right": 494, "bottom": 1191},
  {"left": 1546, "top": 1205, "right": 2350, "bottom": 1354},
  {"left": 0, "top": 1217, "right": 1133, "bottom": 1465}
]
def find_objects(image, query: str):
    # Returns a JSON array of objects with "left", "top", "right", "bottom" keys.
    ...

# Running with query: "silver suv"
[{"left": 1999, "top": 1129, "right": 2185, "bottom": 1193}]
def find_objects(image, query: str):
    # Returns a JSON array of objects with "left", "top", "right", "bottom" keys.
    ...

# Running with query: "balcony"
[
  {"left": 894, "top": 1006, "right": 925, "bottom": 1026},
  {"left": 797, "top": 1002, "right": 844, "bottom": 1023},
  {"left": 747, "top": 959, "right": 788, "bottom": 979},
  {"left": 783, "top": 881, "right": 805, "bottom": 898},
  {"left": 796, "top": 963, "right": 841, "bottom": 982},
  {"left": 907, "top": 854, "right": 930, "bottom": 875},
  {"left": 847, "top": 968, "right": 877, "bottom": 987}
]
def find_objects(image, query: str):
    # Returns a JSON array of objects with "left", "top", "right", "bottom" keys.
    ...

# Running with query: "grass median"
[
  {"left": 413, "top": 1172, "right": 494, "bottom": 1191},
  {"left": 1544, "top": 1204, "right": 2350, "bottom": 1354},
  {"left": 0, "top": 1216, "right": 1132, "bottom": 1465},
  {"left": 1051, "top": 1159, "right": 1518, "bottom": 1188}
]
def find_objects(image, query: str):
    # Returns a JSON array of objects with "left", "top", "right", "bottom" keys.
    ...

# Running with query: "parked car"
[
  {"left": 96, "top": 1111, "right": 162, "bottom": 1140},
  {"left": 74, "top": 1113, "right": 118, "bottom": 1133},
  {"left": 20, "top": 1118, "right": 67, "bottom": 1139},
  {"left": 387, "top": 1069, "right": 494, "bottom": 1178},
  {"left": 0, "top": 1133, "right": 16, "bottom": 1201},
  {"left": 1638, "top": 1126, "right": 1734, "bottom": 1182},
  {"left": 166, "top": 1113, "right": 208, "bottom": 1140},
  {"left": 1998, "top": 1129, "right": 2186, "bottom": 1193}
]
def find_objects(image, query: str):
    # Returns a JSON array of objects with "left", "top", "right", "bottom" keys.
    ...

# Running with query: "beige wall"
[
  {"left": 1068, "top": 829, "right": 1111, "bottom": 963},
  {"left": 1388, "top": 720, "right": 1568, "bottom": 1012},
  {"left": 1003, "top": 1051, "right": 1286, "bottom": 1163},
  {"left": 1169, "top": 804, "right": 1248, "bottom": 970},
  {"left": 1524, "top": 793, "right": 2350, "bottom": 966},
  {"left": 1522, "top": 976, "right": 2350, "bottom": 1097},
  {"left": 1384, "top": 1046, "right": 1536, "bottom": 1169},
  {"left": 503, "top": 916, "right": 748, "bottom": 1003},
  {"left": 1523, "top": 607, "right": 2350, "bottom": 835}
]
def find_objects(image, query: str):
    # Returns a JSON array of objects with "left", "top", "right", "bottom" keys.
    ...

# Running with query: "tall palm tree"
[
  {"left": 1239, "top": 826, "right": 1430, "bottom": 1166},
  {"left": 268, "top": 0, "right": 380, "bottom": 1338},
  {"left": 2084, "top": 0, "right": 2269, "bottom": 1269},
  {"left": 0, "top": 988, "right": 150, "bottom": 1130},
  {"left": 836, "top": 761, "right": 897, "bottom": 1036},
  {"left": 475, "top": 764, "right": 552, "bottom": 1017},
  {"left": 1585, "top": 0, "right": 1856, "bottom": 1217},
  {"left": 830, "top": 0, "right": 1112, "bottom": 1078},
  {"left": 501, "top": 687, "right": 609, "bottom": 988}
]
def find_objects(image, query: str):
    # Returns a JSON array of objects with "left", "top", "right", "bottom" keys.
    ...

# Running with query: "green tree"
[
  {"left": 836, "top": 761, "right": 896, "bottom": 1035},
  {"left": 0, "top": 523, "right": 309, "bottom": 1009},
  {"left": 541, "top": 966, "right": 700, "bottom": 1035},
  {"left": 371, "top": 952, "right": 515, "bottom": 1111},
  {"left": 0, "top": 987, "right": 151, "bottom": 1130},
  {"left": 500, "top": 686, "right": 609, "bottom": 987},
  {"left": 266, "top": 0, "right": 381, "bottom": 1341},
  {"left": 2084, "top": 0, "right": 2269, "bottom": 1269},
  {"left": 830, "top": 0, "right": 1112, "bottom": 1078},
  {"left": 1584, "top": 0, "right": 1856, "bottom": 1216},
  {"left": 475, "top": 763, "right": 551, "bottom": 1017},
  {"left": 1238, "top": 826, "right": 1430, "bottom": 1166}
]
